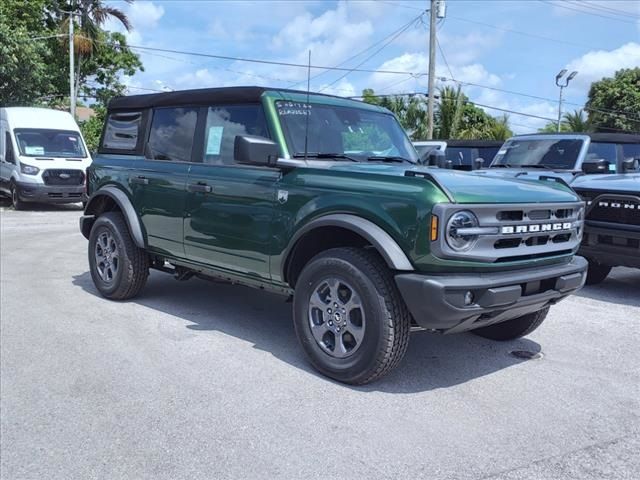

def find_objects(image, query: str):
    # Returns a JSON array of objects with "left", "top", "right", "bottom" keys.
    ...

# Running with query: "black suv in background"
[{"left": 573, "top": 171, "right": 640, "bottom": 284}]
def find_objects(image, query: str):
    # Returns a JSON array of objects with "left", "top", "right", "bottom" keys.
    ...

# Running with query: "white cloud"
[
  {"left": 127, "top": 1, "right": 165, "bottom": 30},
  {"left": 566, "top": 42, "right": 640, "bottom": 89}
]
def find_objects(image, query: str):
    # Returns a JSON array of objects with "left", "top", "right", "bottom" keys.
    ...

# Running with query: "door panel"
[
  {"left": 130, "top": 107, "right": 198, "bottom": 258},
  {"left": 184, "top": 165, "right": 280, "bottom": 279},
  {"left": 129, "top": 159, "right": 190, "bottom": 258}
]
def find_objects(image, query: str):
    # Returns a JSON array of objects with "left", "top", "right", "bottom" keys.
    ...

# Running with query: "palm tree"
[
  {"left": 562, "top": 109, "right": 591, "bottom": 132},
  {"left": 62, "top": 0, "right": 132, "bottom": 106},
  {"left": 435, "top": 85, "right": 464, "bottom": 139},
  {"left": 486, "top": 115, "right": 512, "bottom": 140}
]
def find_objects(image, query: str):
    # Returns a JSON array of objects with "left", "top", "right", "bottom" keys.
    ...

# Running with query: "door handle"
[
  {"left": 130, "top": 175, "right": 149, "bottom": 185},
  {"left": 188, "top": 182, "right": 213, "bottom": 193}
]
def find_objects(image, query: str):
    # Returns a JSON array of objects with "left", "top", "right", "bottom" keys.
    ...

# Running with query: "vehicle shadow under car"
[
  {"left": 72, "top": 270, "right": 543, "bottom": 393},
  {"left": 0, "top": 197, "right": 83, "bottom": 211},
  {"left": 574, "top": 267, "right": 640, "bottom": 308}
]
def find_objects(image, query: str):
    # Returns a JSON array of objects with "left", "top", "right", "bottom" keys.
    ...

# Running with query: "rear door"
[
  {"left": 129, "top": 107, "right": 198, "bottom": 258},
  {"left": 183, "top": 103, "right": 280, "bottom": 280}
]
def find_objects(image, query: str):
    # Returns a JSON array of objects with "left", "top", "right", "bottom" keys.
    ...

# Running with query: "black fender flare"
[
  {"left": 283, "top": 214, "right": 414, "bottom": 280},
  {"left": 80, "top": 186, "right": 146, "bottom": 248}
]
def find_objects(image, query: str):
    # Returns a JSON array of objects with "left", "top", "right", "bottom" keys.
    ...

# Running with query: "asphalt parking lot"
[{"left": 1, "top": 202, "right": 639, "bottom": 480}]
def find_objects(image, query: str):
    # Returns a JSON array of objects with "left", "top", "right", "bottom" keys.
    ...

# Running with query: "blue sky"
[{"left": 106, "top": 0, "right": 640, "bottom": 133}]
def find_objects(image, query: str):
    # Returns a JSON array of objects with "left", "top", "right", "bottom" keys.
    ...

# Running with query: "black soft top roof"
[
  {"left": 444, "top": 139, "right": 503, "bottom": 148},
  {"left": 583, "top": 132, "right": 640, "bottom": 144},
  {"left": 107, "top": 86, "right": 350, "bottom": 110}
]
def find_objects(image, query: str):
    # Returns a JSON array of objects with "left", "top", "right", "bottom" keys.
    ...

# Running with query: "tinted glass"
[
  {"left": 4, "top": 132, "right": 15, "bottom": 163},
  {"left": 203, "top": 104, "right": 269, "bottom": 165},
  {"left": 622, "top": 143, "right": 640, "bottom": 160},
  {"left": 586, "top": 142, "right": 617, "bottom": 165},
  {"left": 477, "top": 146, "right": 499, "bottom": 162},
  {"left": 14, "top": 129, "right": 86, "bottom": 158},
  {"left": 492, "top": 139, "right": 584, "bottom": 169},
  {"left": 414, "top": 144, "right": 442, "bottom": 157},
  {"left": 147, "top": 108, "right": 198, "bottom": 162},
  {"left": 445, "top": 147, "right": 473, "bottom": 166},
  {"left": 103, "top": 112, "right": 142, "bottom": 150},
  {"left": 276, "top": 101, "right": 418, "bottom": 162}
]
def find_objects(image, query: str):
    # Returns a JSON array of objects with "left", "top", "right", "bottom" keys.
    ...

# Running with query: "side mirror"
[
  {"left": 234, "top": 135, "right": 279, "bottom": 166},
  {"left": 444, "top": 159, "right": 453, "bottom": 169},
  {"left": 582, "top": 158, "right": 609, "bottom": 174},
  {"left": 473, "top": 157, "right": 485, "bottom": 170},
  {"left": 622, "top": 157, "right": 639, "bottom": 173}
]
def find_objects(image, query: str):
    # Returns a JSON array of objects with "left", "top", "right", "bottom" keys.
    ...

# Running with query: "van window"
[
  {"left": 203, "top": 105, "right": 269, "bottom": 165},
  {"left": 147, "top": 108, "right": 198, "bottom": 162},
  {"left": 14, "top": 129, "right": 86, "bottom": 158},
  {"left": 4, "top": 132, "right": 15, "bottom": 164},
  {"left": 103, "top": 112, "right": 142, "bottom": 151}
]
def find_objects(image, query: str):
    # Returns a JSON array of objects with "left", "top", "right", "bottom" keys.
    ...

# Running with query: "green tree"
[
  {"left": 538, "top": 109, "right": 591, "bottom": 133},
  {"left": 586, "top": 68, "right": 640, "bottom": 133},
  {"left": 79, "top": 105, "right": 106, "bottom": 152}
]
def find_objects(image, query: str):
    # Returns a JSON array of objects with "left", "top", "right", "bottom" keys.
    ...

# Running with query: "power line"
[
  {"left": 578, "top": 0, "right": 640, "bottom": 19},
  {"left": 539, "top": 0, "right": 638, "bottom": 24},
  {"left": 318, "top": 14, "right": 425, "bottom": 92},
  {"left": 436, "top": 37, "right": 455, "bottom": 81},
  {"left": 289, "top": 12, "right": 426, "bottom": 88}
]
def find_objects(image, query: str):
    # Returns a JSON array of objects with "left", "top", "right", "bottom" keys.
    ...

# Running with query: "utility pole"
[
  {"left": 69, "top": 11, "right": 75, "bottom": 119},
  {"left": 426, "top": 0, "right": 437, "bottom": 139}
]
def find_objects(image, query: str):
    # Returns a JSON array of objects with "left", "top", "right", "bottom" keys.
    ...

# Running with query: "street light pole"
[{"left": 555, "top": 69, "right": 577, "bottom": 132}]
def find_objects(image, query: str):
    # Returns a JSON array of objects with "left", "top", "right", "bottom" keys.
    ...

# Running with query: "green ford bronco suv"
[{"left": 80, "top": 87, "right": 588, "bottom": 384}]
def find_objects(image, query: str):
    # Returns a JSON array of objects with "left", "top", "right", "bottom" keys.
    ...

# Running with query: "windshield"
[
  {"left": 276, "top": 101, "right": 418, "bottom": 163},
  {"left": 492, "top": 138, "right": 584, "bottom": 169},
  {"left": 14, "top": 129, "right": 87, "bottom": 158}
]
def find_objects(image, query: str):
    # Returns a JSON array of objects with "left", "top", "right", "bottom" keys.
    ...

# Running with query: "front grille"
[
  {"left": 586, "top": 196, "right": 640, "bottom": 227},
  {"left": 42, "top": 169, "right": 85, "bottom": 186},
  {"left": 432, "top": 201, "right": 584, "bottom": 263}
]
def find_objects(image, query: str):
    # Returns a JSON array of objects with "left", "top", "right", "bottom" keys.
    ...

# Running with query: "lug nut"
[
  {"left": 328, "top": 321, "right": 333, "bottom": 326},
  {"left": 327, "top": 308, "right": 332, "bottom": 314}
]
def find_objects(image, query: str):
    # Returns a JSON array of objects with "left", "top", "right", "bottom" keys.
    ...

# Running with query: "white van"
[{"left": 0, "top": 107, "right": 92, "bottom": 209}]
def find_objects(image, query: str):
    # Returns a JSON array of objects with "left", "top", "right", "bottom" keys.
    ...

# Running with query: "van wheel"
[
  {"left": 293, "top": 247, "right": 411, "bottom": 385},
  {"left": 585, "top": 260, "right": 611, "bottom": 285},
  {"left": 10, "top": 183, "right": 25, "bottom": 210},
  {"left": 88, "top": 212, "right": 148, "bottom": 300},
  {"left": 472, "top": 307, "right": 549, "bottom": 341}
]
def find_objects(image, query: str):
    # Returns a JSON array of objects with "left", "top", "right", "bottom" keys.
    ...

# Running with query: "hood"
[
  {"left": 572, "top": 172, "right": 640, "bottom": 195},
  {"left": 471, "top": 168, "right": 579, "bottom": 185},
  {"left": 326, "top": 163, "right": 580, "bottom": 204}
]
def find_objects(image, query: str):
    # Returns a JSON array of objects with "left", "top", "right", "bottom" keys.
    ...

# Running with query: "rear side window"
[
  {"left": 203, "top": 104, "right": 269, "bottom": 165},
  {"left": 4, "top": 132, "right": 15, "bottom": 163},
  {"left": 103, "top": 112, "right": 142, "bottom": 151},
  {"left": 147, "top": 107, "right": 198, "bottom": 162}
]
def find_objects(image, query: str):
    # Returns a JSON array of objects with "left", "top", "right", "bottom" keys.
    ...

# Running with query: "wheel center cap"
[{"left": 334, "top": 312, "right": 341, "bottom": 322}]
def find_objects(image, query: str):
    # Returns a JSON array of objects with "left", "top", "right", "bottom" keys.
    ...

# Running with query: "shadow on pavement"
[
  {"left": 72, "top": 270, "right": 542, "bottom": 394},
  {"left": 574, "top": 268, "right": 640, "bottom": 308},
  {"left": 0, "top": 196, "right": 83, "bottom": 212}
]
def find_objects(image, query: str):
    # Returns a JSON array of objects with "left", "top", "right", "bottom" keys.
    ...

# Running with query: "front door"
[
  {"left": 130, "top": 107, "right": 198, "bottom": 259},
  {"left": 183, "top": 104, "right": 280, "bottom": 280}
]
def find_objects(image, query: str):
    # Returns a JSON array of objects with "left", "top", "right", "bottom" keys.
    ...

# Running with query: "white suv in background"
[{"left": 0, "top": 107, "right": 92, "bottom": 209}]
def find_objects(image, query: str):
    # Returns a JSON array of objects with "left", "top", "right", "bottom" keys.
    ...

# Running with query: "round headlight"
[{"left": 446, "top": 210, "right": 479, "bottom": 251}]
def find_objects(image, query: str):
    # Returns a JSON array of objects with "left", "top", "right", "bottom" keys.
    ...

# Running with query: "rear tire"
[
  {"left": 88, "top": 212, "right": 148, "bottom": 300},
  {"left": 472, "top": 307, "right": 549, "bottom": 341},
  {"left": 585, "top": 259, "right": 611, "bottom": 285},
  {"left": 293, "top": 247, "right": 411, "bottom": 385},
  {"left": 10, "top": 183, "right": 25, "bottom": 210}
]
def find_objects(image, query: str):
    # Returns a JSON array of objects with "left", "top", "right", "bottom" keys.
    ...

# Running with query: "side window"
[
  {"left": 203, "top": 104, "right": 269, "bottom": 165},
  {"left": 103, "top": 112, "right": 142, "bottom": 151},
  {"left": 5, "top": 132, "right": 15, "bottom": 164},
  {"left": 147, "top": 107, "right": 198, "bottom": 162}
]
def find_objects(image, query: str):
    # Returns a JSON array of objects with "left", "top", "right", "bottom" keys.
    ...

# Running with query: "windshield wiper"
[
  {"left": 367, "top": 155, "right": 413, "bottom": 164},
  {"left": 518, "top": 164, "right": 555, "bottom": 170},
  {"left": 292, "top": 152, "right": 359, "bottom": 162},
  {"left": 489, "top": 163, "right": 512, "bottom": 168}
]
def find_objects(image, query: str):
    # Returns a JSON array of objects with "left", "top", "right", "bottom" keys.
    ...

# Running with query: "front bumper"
[
  {"left": 395, "top": 256, "right": 587, "bottom": 333},
  {"left": 16, "top": 181, "right": 86, "bottom": 204},
  {"left": 579, "top": 225, "right": 640, "bottom": 269}
]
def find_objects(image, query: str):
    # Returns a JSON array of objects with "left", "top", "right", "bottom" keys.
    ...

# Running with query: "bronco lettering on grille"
[{"left": 501, "top": 222, "right": 572, "bottom": 234}]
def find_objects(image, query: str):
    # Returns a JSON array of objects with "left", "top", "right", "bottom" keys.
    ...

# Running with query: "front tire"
[
  {"left": 10, "top": 183, "right": 25, "bottom": 210},
  {"left": 293, "top": 247, "right": 411, "bottom": 385},
  {"left": 472, "top": 307, "right": 549, "bottom": 341},
  {"left": 585, "top": 259, "right": 611, "bottom": 285},
  {"left": 88, "top": 212, "right": 148, "bottom": 300}
]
